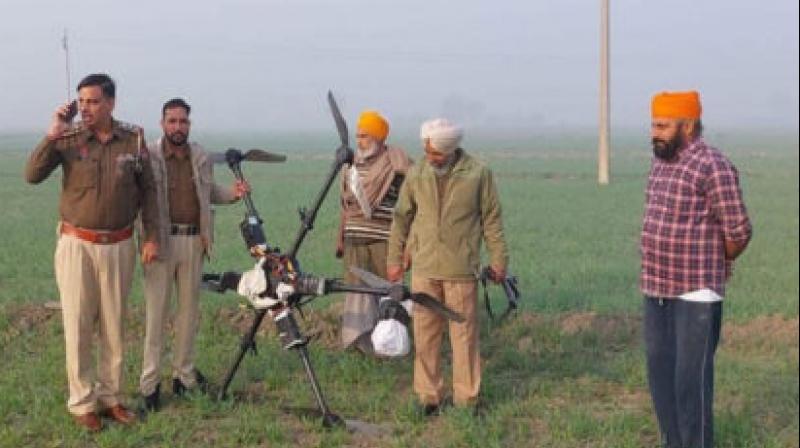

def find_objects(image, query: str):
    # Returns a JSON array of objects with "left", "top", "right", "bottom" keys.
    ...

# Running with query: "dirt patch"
[
  {"left": 517, "top": 336, "right": 535, "bottom": 352},
  {"left": 560, "top": 312, "right": 598, "bottom": 335},
  {"left": 559, "top": 312, "right": 640, "bottom": 338},
  {"left": 12, "top": 303, "right": 59, "bottom": 330},
  {"left": 513, "top": 312, "right": 545, "bottom": 328},
  {"left": 571, "top": 376, "right": 651, "bottom": 413},
  {"left": 722, "top": 315, "right": 799, "bottom": 352},
  {"left": 213, "top": 301, "right": 345, "bottom": 351},
  {"left": 1, "top": 302, "right": 60, "bottom": 343},
  {"left": 215, "top": 305, "right": 276, "bottom": 337},
  {"left": 554, "top": 312, "right": 798, "bottom": 357},
  {"left": 301, "top": 302, "right": 344, "bottom": 349}
]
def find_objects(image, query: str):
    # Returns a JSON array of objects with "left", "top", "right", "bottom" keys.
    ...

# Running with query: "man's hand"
[
  {"left": 232, "top": 180, "right": 250, "bottom": 200},
  {"left": 387, "top": 264, "right": 404, "bottom": 283},
  {"left": 335, "top": 240, "right": 344, "bottom": 259},
  {"left": 402, "top": 249, "right": 412, "bottom": 271},
  {"left": 46, "top": 103, "right": 72, "bottom": 141},
  {"left": 488, "top": 265, "right": 506, "bottom": 284},
  {"left": 141, "top": 241, "right": 159, "bottom": 264},
  {"left": 724, "top": 239, "right": 748, "bottom": 261}
]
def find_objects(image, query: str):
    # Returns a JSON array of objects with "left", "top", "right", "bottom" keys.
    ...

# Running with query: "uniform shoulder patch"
[
  {"left": 57, "top": 123, "right": 86, "bottom": 139},
  {"left": 115, "top": 120, "right": 141, "bottom": 134}
]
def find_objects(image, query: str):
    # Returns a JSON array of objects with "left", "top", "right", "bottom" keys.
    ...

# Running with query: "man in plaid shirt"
[{"left": 641, "top": 91, "right": 752, "bottom": 448}]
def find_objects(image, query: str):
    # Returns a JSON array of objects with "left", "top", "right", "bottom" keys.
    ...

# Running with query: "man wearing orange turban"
[
  {"left": 641, "top": 91, "right": 752, "bottom": 447},
  {"left": 650, "top": 91, "right": 703, "bottom": 161},
  {"left": 336, "top": 110, "right": 411, "bottom": 354}
]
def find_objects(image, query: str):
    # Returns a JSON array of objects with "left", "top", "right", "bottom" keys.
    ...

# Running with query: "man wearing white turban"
[{"left": 387, "top": 118, "right": 508, "bottom": 415}]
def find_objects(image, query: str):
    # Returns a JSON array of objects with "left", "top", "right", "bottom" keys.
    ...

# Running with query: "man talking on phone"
[{"left": 24, "top": 73, "right": 161, "bottom": 432}]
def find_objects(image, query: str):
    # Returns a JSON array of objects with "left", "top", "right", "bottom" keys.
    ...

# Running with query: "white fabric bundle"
[
  {"left": 372, "top": 319, "right": 410, "bottom": 357},
  {"left": 237, "top": 258, "right": 279, "bottom": 309},
  {"left": 371, "top": 296, "right": 412, "bottom": 357},
  {"left": 420, "top": 118, "right": 463, "bottom": 154},
  {"left": 348, "top": 165, "right": 372, "bottom": 218}
]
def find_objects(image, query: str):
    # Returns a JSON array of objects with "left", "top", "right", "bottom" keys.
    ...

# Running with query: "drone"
[{"left": 201, "top": 91, "right": 464, "bottom": 428}]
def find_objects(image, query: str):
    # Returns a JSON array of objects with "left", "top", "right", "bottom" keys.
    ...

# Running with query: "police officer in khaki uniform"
[
  {"left": 25, "top": 73, "right": 160, "bottom": 432},
  {"left": 139, "top": 98, "right": 247, "bottom": 411}
]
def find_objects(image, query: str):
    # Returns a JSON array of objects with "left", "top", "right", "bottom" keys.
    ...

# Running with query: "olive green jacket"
[{"left": 387, "top": 150, "right": 508, "bottom": 279}]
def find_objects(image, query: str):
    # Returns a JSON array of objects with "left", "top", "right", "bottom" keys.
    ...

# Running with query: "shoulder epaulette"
[
  {"left": 57, "top": 123, "right": 86, "bottom": 139},
  {"left": 115, "top": 120, "right": 141, "bottom": 134}
]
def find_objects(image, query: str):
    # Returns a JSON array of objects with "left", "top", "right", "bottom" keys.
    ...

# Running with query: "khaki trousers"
[
  {"left": 341, "top": 239, "right": 387, "bottom": 348},
  {"left": 54, "top": 233, "right": 135, "bottom": 415},
  {"left": 411, "top": 276, "right": 480, "bottom": 406},
  {"left": 140, "top": 235, "right": 204, "bottom": 395}
]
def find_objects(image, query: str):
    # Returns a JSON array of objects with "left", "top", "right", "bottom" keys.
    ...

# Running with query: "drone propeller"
[
  {"left": 208, "top": 148, "right": 287, "bottom": 165},
  {"left": 327, "top": 90, "right": 349, "bottom": 148},
  {"left": 243, "top": 149, "right": 287, "bottom": 162},
  {"left": 409, "top": 292, "right": 465, "bottom": 323},
  {"left": 348, "top": 267, "right": 465, "bottom": 323},
  {"left": 349, "top": 266, "right": 391, "bottom": 289}
]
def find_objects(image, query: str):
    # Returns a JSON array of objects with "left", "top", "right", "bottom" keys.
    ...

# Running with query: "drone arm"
[
  {"left": 287, "top": 151, "right": 352, "bottom": 260},
  {"left": 321, "top": 279, "right": 389, "bottom": 297},
  {"left": 290, "top": 274, "right": 388, "bottom": 298}
]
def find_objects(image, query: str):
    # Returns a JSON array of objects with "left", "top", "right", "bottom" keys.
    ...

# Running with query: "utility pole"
[
  {"left": 62, "top": 29, "right": 71, "bottom": 101},
  {"left": 598, "top": 0, "right": 610, "bottom": 185}
]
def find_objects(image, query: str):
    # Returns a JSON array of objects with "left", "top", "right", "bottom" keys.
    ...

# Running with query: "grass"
[{"left": 0, "top": 130, "right": 797, "bottom": 447}]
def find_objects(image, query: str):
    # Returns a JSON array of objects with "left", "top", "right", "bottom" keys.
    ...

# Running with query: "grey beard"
[
  {"left": 432, "top": 156, "right": 455, "bottom": 176},
  {"left": 355, "top": 142, "right": 381, "bottom": 163}
]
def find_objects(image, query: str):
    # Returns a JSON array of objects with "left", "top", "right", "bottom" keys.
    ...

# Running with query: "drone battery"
[{"left": 240, "top": 215, "right": 267, "bottom": 251}]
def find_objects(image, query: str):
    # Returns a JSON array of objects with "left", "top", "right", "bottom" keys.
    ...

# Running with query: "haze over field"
[{"left": 1, "top": 0, "right": 798, "bottom": 135}]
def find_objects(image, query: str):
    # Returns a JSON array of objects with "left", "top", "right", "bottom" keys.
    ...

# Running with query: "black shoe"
[
  {"left": 470, "top": 399, "right": 488, "bottom": 418},
  {"left": 422, "top": 403, "right": 440, "bottom": 417},
  {"left": 194, "top": 369, "right": 209, "bottom": 393},
  {"left": 143, "top": 383, "right": 160, "bottom": 412},
  {"left": 173, "top": 369, "right": 209, "bottom": 397},
  {"left": 172, "top": 377, "right": 186, "bottom": 397}
]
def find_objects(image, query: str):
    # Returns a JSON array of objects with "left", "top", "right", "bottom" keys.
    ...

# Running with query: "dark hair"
[
  {"left": 679, "top": 119, "right": 704, "bottom": 138},
  {"left": 693, "top": 119, "right": 704, "bottom": 138},
  {"left": 76, "top": 73, "right": 116, "bottom": 98},
  {"left": 162, "top": 98, "right": 191, "bottom": 117}
]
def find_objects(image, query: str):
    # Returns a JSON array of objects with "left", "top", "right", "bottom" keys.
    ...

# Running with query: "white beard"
[
  {"left": 432, "top": 155, "right": 455, "bottom": 176},
  {"left": 355, "top": 140, "right": 381, "bottom": 163}
]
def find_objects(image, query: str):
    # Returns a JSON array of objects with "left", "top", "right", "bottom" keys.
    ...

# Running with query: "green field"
[{"left": 0, "top": 131, "right": 797, "bottom": 447}]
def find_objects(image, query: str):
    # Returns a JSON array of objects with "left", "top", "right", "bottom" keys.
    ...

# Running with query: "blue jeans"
[{"left": 644, "top": 297, "right": 722, "bottom": 448}]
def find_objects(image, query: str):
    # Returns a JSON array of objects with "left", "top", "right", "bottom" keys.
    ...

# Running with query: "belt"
[
  {"left": 170, "top": 224, "right": 200, "bottom": 236},
  {"left": 61, "top": 222, "right": 133, "bottom": 245}
]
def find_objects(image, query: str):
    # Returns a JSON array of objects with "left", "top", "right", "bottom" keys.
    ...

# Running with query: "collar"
[
  {"left": 162, "top": 139, "right": 191, "bottom": 160},
  {"left": 354, "top": 144, "right": 387, "bottom": 166},
  {"left": 424, "top": 148, "right": 466, "bottom": 175},
  {"left": 674, "top": 137, "right": 704, "bottom": 163},
  {"left": 85, "top": 119, "right": 124, "bottom": 143},
  {"left": 654, "top": 137, "right": 704, "bottom": 165}
]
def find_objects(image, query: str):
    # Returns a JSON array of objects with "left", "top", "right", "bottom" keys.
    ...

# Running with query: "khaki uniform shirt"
[
  {"left": 163, "top": 144, "right": 201, "bottom": 226},
  {"left": 143, "top": 138, "right": 237, "bottom": 259},
  {"left": 387, "top": 149, "right": 508, "bottom": 279},
  {"left": 25, "top": 120, "right": 160, "bottom": 241}
]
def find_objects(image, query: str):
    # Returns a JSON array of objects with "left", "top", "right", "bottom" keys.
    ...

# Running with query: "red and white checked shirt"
[{"left": 640, "top": 138, "right": 752, "bottom": 298}]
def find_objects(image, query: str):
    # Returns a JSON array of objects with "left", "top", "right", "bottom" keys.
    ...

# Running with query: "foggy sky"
[{"left": 1, "top": 0, "right": 798, "bottom": 135}]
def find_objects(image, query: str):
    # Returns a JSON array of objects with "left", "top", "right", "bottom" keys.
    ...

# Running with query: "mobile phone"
[{"left": 63, "top": 100, "right": 78, "bottom": 122}]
